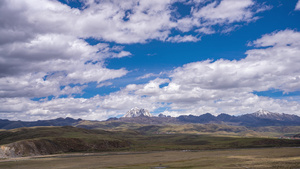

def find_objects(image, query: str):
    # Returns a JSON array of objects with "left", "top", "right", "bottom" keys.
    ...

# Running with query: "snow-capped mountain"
[
  {"left": 249, "top": 110, "right": 300, "bottom": 121},
  {"left": 251, "top": 110, "right": 282, "bottom": 120},
  {"left": 253, "top": 110, "right": 273, "bottom": 116},
  {"left": 116, "top": 109, "right": 300, "bottom": 126},
  {"left": 176, "top": 110, "right": 300, "bottom": 126},
  {"left": 124, "top": 107, "right": 153, "bottom": 118}
]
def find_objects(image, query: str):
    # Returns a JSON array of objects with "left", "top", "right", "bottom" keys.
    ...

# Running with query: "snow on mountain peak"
[
  {"left": 124, "top": 107, "right": 152, "bottom": 118},
  {"left": 256, "top": 109, "right": 271, "bottom": 116},
  {"left": 252, "top": 109, "right": 283, "bottom": 119}
]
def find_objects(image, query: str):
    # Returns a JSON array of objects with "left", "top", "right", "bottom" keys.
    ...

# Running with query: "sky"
[{"left": 1, "top": 0, "right": 300, "bottom": 121}]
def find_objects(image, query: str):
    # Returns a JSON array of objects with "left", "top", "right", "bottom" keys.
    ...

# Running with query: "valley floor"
[{"left": 0, "top": 147, "right": 299, "bottom": 169}]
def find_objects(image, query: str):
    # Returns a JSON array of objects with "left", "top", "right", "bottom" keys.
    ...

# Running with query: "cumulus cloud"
[
  {"left": 104, "top": 29, "right": 300, "bottom": 116},
  {"left": 166, "top": 30, "right": 300, "bottom": 114},
  {"left": 3, "top": 29, "right": 300, "bottom": 120},
  {"left": 0, "top": 33, "right": 128, "bottom": 98},
  {"left": 0, "top": 0, "right": 286, "bottom": 120},
  {"left": 0, "top": 94, "right": 157, "bottom": 121},
  {"left": 0, "top": 0, "right": 266, "bottom": 44},
  {"left": 0, "top": 97, "right": 108, "bottom": 121},
  {"left": 192, "top": 0, "right": 255, "bottom": 24},
  {"left": 2, "top": 0, "right": 262, "bottom": 97},
  {"left": 251, "top": 29, "right": 300, "bottom": 47}
]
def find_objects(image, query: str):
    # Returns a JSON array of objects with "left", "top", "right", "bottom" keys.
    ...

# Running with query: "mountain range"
[
  {"left": 177, "top": 110, "right": 300, "bottom": 127},
  {"left": 0, "top": 117, "right": 82, "bottom": 130},
  {"left": 116, "top": 109, "right": 300, "bottom": 127},
  {"left": 1, "top": 109, "right": 300, "bottom": 129}
]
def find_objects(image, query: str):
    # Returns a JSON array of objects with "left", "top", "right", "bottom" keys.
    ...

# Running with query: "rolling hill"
[
  {"left": 1, "top": 125, "right": 300, "bottom": 158},
  {"left": 0, "top": 126, "right": 130, "bottom": 158}
]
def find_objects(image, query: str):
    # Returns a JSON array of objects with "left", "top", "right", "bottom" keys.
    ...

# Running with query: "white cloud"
[
  {"left": 3, "top": 29, "right": 300, "bottom": 120},
  {"left": 136, "top": 73, "right": 157, "bottom": 80},
  {"left": 295, "top": 0, "right": 300, "bottom": 10},
  {"left": 192, "top": 0, "right": 256, "bottom": 25},
  {"left": 0, "top": 0, "right": 288, "bottom": 120},
  {"left": 96, "top": 82, "right": 113, "bottom": 88},
  {"left": 0, "top": 0, "right": 266, "bottom": 44},
  {"left": 134, "top": 78, "right": 170, "bottom": 95},
  {"left": 101, "top": 29, "right": 300, "bottom": 116},
  {"left": 113, "top": 51, "right": 132, "bottom": 58},
  {"left": 176, "top": 17, "right": 199, "bottom": 32},
  {"left": 163, "top": 30, "right": 300, "bottom": 113},
  {"left": 0, "top": 97, "right": 103, "bottom": 121},
  {"left": 251, "top": 29, "right": 300, "bottom": 47},
  {"left": 196, "top": 27, "right": 216, "bottom": 34},
  {"left": 0, "top": 95, "right": 147, "bottom": 121},
  {"left": 0, "top": 33, "right": 129, "bottom": 76},
  {"left": 65, "top": 66, "right": 127, "bottom": 85},
  {"left": 169, "top": 30, "right": 300, "bottom": 93},
  {"left": 0, "top": 33, "right": 128, "bottom": 98},
  {"left": 167, "top": 35, "right": 201, "bottom": 43},
  {"left": 174, "top": 0, "right": 267, "bottom": 36}
]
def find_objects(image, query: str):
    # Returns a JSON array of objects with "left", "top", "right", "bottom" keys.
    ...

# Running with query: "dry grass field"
[
  {"left": 1, "top": 126, "right": 300, "bottom": 168},
  {"left": 0, "top": 147, "right": 299, "bottom": 169}
]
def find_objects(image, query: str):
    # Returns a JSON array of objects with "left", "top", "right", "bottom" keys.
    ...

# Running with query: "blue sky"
[{"left": 1, "top": 0, "right": 300, "bottom": 120}]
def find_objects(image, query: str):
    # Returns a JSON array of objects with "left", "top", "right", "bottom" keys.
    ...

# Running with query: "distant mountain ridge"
[
  {"left": 0, "top": 117, "right": 82, "bottom": 130},
  {"left": 112, "top": 109, "right": 300, "bottom": 127},
  {"left": 1, "top": 110, "right": 300, "bottom": 129},
  {"left": 177, "top": 110, "right": 300, "bottom": 127}
]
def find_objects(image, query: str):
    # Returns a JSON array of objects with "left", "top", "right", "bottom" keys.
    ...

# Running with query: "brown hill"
[{"left": 0, "top": 126, "right": 129, "bottom": 158}]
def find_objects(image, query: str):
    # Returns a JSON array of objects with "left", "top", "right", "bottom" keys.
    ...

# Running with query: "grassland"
[
  {"left": 0, "top": 125, "right": 300, "bottom": 168},
  {"left": 0, "top": 125, "right": 300, "bottom": 156},
  {"left": 0, "top": 147, "right": 299, "bottom": 169},
  {"left": 76, "top": 120, "right": 300, "bottom": 137}
]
